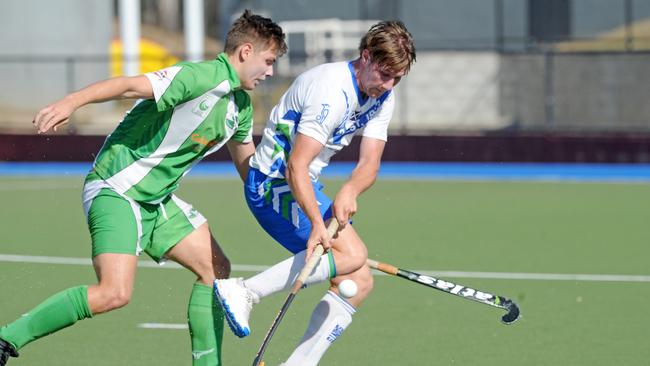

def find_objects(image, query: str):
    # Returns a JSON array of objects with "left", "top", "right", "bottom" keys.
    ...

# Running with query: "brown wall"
[{"left": 1, "top": 133, "right": 649, "bottom": 163}]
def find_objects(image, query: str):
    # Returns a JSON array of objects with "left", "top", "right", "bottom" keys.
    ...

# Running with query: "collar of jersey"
[
  {"left": 216, "top": 52, "right": 242, "bottom": 90},
  {"left": 347, "top": 61, "right": 369, "bottom": 106}
]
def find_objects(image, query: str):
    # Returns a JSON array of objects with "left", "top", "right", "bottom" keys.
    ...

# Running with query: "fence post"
[
  {"left": 65, "top": 57, "right": 77, "bottom": 133},
  {"left": 542, "top": 48, "right": 556, "bottom": 129},
  {"left": 494, "top": 0, "right": 504, "bottom": 52},
  {"left": 624, "top": 0, "right": 634, "bottom": 51}
]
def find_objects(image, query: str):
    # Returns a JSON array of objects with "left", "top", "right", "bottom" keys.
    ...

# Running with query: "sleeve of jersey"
[
  {"left": 361, "top": 91, "right": 395, "bottom": 141},
  {"left": 233, "top": 92, "right": 253, "bottom": 143},
  {"left": 296, "top": 84, "right": 346, "bottom": 145},
  {"left": 144, "top": 65, "right": 193, "bottom": 112}
]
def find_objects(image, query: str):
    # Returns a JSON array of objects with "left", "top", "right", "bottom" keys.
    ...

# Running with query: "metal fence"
[
  {"left": 1, "top": 49, "right": 649, "bottom": 135},
  {"left": 394, "top": 49, "right": 650, "bottom": 134}
]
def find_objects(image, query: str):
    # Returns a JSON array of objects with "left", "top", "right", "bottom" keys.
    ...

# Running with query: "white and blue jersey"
[{"left": 246, "top": 61, "right": 394, "bottom": 253}]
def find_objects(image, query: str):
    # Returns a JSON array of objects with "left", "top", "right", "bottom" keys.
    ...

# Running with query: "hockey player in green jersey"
[{"left": 0, "top": 10, "right": 286, "bottom": 366}]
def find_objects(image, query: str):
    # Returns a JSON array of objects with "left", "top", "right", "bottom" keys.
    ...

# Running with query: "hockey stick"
[
  {"left": 252, "top": 220, "right": 340, "bottom": 366},
  {"left": 367, "top": 259, "right": 521, "bottom": 324}
]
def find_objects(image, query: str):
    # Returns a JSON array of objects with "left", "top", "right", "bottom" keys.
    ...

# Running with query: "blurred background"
[{"left": 1, "top": 0, "right": 649, "bottom": 162}]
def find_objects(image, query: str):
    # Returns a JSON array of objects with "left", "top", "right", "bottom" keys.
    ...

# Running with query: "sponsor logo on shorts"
[{"left": 188, "top": 208, "right": 198, "bottom": 219}]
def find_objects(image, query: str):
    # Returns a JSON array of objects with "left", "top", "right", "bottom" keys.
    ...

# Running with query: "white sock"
[
  {"left": 283, "top": 291, "right": 356, "bottom": 366},
  {"left": 243, "top": 250, "right": 335, "bottom": 299}
]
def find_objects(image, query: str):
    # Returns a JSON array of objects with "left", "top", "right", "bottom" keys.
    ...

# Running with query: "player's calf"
[{"left": 332, "top": 265, "right": 374, "bottom": 307}]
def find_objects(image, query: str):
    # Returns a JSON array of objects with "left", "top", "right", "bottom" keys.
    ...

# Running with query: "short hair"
[
  {"left": 359, "top": 20, "right": 416, "bottom": 74},
  {"left": 224, "top": 10, "right": 287, "bottom": 56}
]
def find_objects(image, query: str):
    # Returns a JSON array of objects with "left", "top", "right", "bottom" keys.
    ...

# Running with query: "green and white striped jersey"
[{"left": 91, "top": 53, "right": 253, "bottom": 203}]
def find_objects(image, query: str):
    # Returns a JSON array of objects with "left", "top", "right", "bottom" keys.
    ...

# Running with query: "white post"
[
  {"left": 119, "top": 0, "right": 141, "bottom": 76},
  {"left": 184, "top": 0, "right": 205, "bottom": 62}
]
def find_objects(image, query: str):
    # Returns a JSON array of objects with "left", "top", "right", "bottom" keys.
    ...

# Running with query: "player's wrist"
[
  {"left": 63, "top": 93, "right": 84, "bottom": 111},
  {"left": 339, "top": 183, "right": 361, "bottom": 198}
]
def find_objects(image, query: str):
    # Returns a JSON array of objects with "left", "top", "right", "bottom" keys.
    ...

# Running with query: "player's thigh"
[
  {"left": 331, "top": 223, "right": 368, "bottom": 259},
  {"left": 150, "top": 194, "right": 230, "bottom": 281},
  {"left": 86, "top": 188, "right": 156, "bottom": 258}
]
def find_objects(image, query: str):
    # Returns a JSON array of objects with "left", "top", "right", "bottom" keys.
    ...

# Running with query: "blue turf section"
[{"left": 0, "top": 162, "right": 649, "bottom": 182}]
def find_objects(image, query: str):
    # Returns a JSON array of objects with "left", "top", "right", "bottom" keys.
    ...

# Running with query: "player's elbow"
[
  {"left": 123, "top": 75, "right": 154, "bottom": 99},
  {"left": 366, "top": 160, "right": 381, "bottom": 178}
]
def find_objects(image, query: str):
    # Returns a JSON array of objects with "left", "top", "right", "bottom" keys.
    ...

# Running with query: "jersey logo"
[
  {"left": 224, "top": 96, "right": 239, "bottom": 132},
  {"left": 192, "top": 95, "right": 218, "bottom": 118},
  {"left": 198, "top": 100, "right": 210, "bottom": 111},
  {"left": 332, "top": 96, "right": 387, "bottom": 144},
  {"left": 316, "top": 103, "right": 330, "bottom": 124},
  {"left": 191, "top": 133, "right": 218, "bottom": 151}
]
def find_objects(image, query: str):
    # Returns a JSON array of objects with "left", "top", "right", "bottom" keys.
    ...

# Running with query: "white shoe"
[{"left": 214, "top": 278, "right": 258, "bottom": 338}]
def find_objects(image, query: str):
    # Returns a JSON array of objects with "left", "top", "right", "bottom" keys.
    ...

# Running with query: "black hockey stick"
[
  {"left": 252, "top": 220, "right": 340, "bottom": 366},
  {"left": 367, "top": 259, "right": 520, "bottom": 324}
]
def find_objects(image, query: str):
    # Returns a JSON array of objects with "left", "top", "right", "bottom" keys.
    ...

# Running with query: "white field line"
[
  {"left": 0, "top": 181, "right": 81, "bottom": 191},
  {"left": 137, "top": 323, "right": 188, "bottom": 330},
  {"left": 0, "top": 254, "right": 268, "bottom": 272},
  {"left": 1, "top": 253, "right": 648, "bottom": 283}
]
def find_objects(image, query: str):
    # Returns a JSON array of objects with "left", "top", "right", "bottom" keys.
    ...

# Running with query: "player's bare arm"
[
  {"left": 33, "top": 75, "right": 153, "bottom": 134},
  {"left": 285, "top": 133, "right": 331, "bottom": 256},
  {"left": 226, "top": 140, "right": 256, "bottom": 182},
  {"left": 333, "top": 136, "right": 385, "bottom": 228}
]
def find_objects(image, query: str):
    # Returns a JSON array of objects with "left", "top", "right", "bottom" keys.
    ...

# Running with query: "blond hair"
[{"left": 359, "top": 20, "right": 416, "bottom": 73}]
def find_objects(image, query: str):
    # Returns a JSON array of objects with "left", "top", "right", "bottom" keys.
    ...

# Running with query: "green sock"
[
  {"left": 0, "top": 285, "right": 93, "bottom": 350},
  {"left": 187, "top": 282, "right": 224, "bottom": 366}
]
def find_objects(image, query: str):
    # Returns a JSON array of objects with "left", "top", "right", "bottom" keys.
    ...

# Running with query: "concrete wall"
[
  {"left": 0, "top": 0, "right": 112, "bottom": 109},
  {"left": 392, "top": 52, "right": 508, "bottom": 132},
  {"left": 388, "top": 50, "right": 650, "bottom": 133},
  {"left": 499, "top": 52, "right": 650, "bottom": 132}
]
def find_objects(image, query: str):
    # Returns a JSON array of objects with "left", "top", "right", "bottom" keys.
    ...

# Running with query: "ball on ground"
[{"left": 338, "top": 279, "right": 358, "bottom": 298}]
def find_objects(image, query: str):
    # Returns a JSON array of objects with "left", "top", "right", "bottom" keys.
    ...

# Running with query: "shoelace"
[{"left": 244, "top": 291, "right": 255, "bottom": 312}]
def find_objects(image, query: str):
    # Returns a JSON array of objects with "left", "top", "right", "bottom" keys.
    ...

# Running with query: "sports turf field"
[{"left": 1, "top": 173, "right": 649, "bottom": 365}]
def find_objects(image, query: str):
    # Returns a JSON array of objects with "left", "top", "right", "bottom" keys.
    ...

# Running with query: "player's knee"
[{"left": 101, "top": 287, "right": 132, "bottom": 310}]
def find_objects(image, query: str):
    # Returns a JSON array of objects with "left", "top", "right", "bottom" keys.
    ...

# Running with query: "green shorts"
[{"left": 82, "top": 179, "right": 207, "bottom": 263}]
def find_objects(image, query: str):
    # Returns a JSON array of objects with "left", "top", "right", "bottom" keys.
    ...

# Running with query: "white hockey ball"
[{"left": 338, "top": 279, "right": 358, "bottom": 298}]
